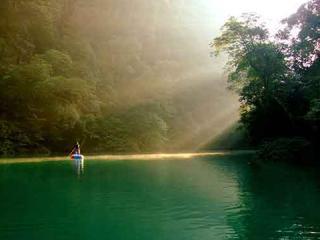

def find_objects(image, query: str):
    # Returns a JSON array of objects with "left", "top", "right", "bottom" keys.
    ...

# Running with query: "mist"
[
  {"left": 71, "top": 0, "right": 238, "bottom": 150},
  {"left": 0, "top": 0, "right": 308, "bottom": 154}
]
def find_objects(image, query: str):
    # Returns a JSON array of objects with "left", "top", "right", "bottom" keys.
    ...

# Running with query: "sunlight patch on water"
[
  {"left": 0, "top": 157, "right": 66, "bottom": 165},
  {"left": 89, "top": 152, "right": 227, "bottom": 160},
  {"left": 0, "top": 151, "right": 254, "bottom": 164},
  {"left": 0, "top": 152, "right": 239, "bottom": 164}
]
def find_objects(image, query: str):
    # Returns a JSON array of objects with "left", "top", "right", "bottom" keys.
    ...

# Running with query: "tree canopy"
[
  {"left": 212, "top": 1, "right": 320, "bottom": 160},
  {"left": 0, "top": 0, "right": 235, "bottom": 155}
]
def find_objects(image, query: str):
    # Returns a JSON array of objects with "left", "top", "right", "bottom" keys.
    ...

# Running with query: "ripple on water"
[{"left": 1, "top": 154, "right": 320, "bottom": 240}]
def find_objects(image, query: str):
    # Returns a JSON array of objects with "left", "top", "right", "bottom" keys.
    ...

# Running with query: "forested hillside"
[{"left": 0, "top": 0, "right": 237, "bottom": 155}]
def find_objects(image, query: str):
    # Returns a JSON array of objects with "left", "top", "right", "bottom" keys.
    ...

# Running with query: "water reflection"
[
  {"left": 207, "top": 158, "right": 320, "bottom": 239},
  {"left": 1, "top": 154, "right": 320, "bottom": 240},
  {"left": 72, "top": 158, "right": 84, "bottom": 176},
  {"left": 68, "top": 154, "right": 320, "bottom": 239}
]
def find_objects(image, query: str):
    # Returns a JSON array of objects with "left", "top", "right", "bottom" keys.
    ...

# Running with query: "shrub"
[{"left": 256, "top": 137, "right": 313, "bottom": 163}]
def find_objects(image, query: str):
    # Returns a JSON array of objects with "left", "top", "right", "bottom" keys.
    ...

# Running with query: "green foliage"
[
  {"left": 212, "top": 14, "right": 269, "bottom": 58},
  {"left": 3, "top": 0, "right": 318, "bottom": 157},
  {"left": 86, "top": 108, "right": 168, "bottom": 153},
  {"left": 2, "top": 0, "right": 227, "bottom": 155},
  {"left": 202, "top": 123, "right": 251, "bottom": 150},
  {"left": 213, "top": 1, "right": 320, "bottom": 161},
  {"left": 278, "top": 0, "right": 320, "bottom": 69},
  {"left": 306, "top": 99, "right": 320, "bottom": 120},
  {"left": 212, "top": 15, "right": 292, "bottom": 144},
  {"left": 42, "top": 50, "right": 73, "bottom": 76},
  {"left": 256, "top": 138, "right": 313, "bottom": 163},
  {"left": 0, "top": 120, "right": 34, "bottom": 156}
]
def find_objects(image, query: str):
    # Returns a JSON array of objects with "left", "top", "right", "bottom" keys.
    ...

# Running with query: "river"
[{"left": 0, "top": 152, "right": 320, "bottom": 239}]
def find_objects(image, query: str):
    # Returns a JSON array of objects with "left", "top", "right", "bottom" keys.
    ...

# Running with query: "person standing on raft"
[{"left": 70, "top": 142, "right": 81, "bottom": 155}]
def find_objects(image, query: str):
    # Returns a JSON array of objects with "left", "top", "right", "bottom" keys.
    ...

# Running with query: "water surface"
[{"left": 1, "top": 153, "right": 320, "bottom": 239}]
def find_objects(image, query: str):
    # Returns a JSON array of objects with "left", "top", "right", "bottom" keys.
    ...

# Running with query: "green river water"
[{"left": 0, "top": 153, "right": 320, "bottom": 239}]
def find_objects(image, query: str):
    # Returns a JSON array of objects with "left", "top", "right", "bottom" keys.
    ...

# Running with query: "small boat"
[
  {"left": 71, "top": 154, "right": 84, "bottom": 160},
  {"left": 70, "top": 142, "right": 83, "bottom": 160}
]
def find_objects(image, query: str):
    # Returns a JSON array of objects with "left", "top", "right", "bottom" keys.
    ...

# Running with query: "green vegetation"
[
  {"left": 202, "top": 123, "right": 251, "bottom": 150},
  {"left": 212, "top": 0, "right": 320, "bottom": 162},
  {"left": 256, "top": 137, "right": 313, "bottom": 163},
  {"left": 0, "top": 0, "right": 235, "bottom": 155},
  {"left": 1, "top": 1, "right": 318, "bottom": 158}
]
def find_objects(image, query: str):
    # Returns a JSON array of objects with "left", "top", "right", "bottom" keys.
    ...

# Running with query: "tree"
[
  {"left": 213, "top": 1, "right": 320, "bottom": 160},
  {"left": 279, "top": 0, "right": 320, "bottom": 155},
  {"left": 212, "top": 14, "right": 291, "bottom": 144},
  {"left": 278, "top": 0, "right": 320, "bottom": 70}
]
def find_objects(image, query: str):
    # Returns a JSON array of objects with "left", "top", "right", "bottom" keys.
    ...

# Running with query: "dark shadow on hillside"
[{"left": 201, "top": 122, "right": 251, "bottom": 151}]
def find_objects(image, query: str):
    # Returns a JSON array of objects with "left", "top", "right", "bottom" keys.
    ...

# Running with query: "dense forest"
[
  {"left": 212, "top": 0, "right": 320, "bottom": 161},
  {"left": 1, "top": 0, "right": 319, "bottom": 159},
  {"left": 0, "top": 0, "right": 237, "bottom": 155}
]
